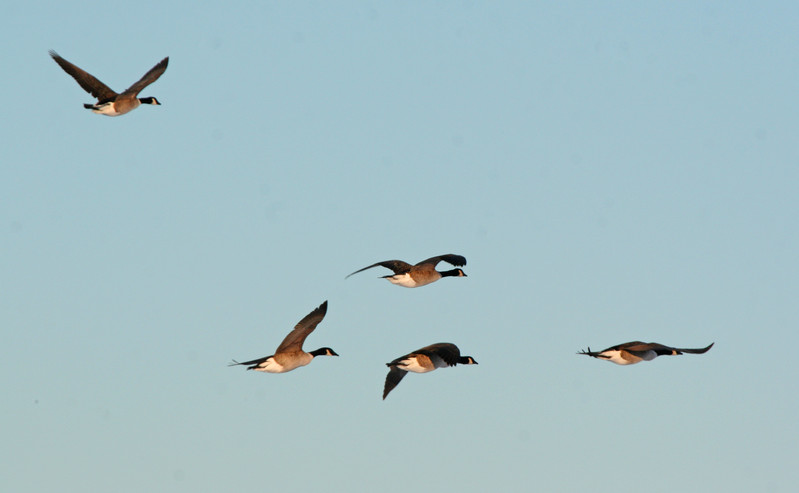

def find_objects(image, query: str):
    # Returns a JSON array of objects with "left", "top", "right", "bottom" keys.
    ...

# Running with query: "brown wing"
[
  {"left": 417, "top": 342, "right": 461, "bottom": 366},
  {"left": 346, "top": 260, "right": 413, "bottom": 278},
  {"left": 49, "top": 50, "right": 117, "bottom": 101},
  {"left": 601, "top": 341, "right": 650, "bottom": 352},
  {"left": 605, "top": 341, "right": 713, "bottom": 357},
  {"left": 275, "top": 301, "right": 328, "bottom": 353},
  {"left": 673, "top": 342, "right": 714, "bottom": 354},
  {"left": 415, "top": 254, "right": 467, "bottom": 268},
  {"left": 121, "top": 56, "right": 169, "bottom": 96},
  {"left": 383, "top": 367, "right": 408, "bottom": 399}
]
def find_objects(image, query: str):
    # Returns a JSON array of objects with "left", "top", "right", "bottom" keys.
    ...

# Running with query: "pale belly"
[
  {"left": 90, "top": 99, "right": 139, "bottom": 116},
  {"left": 90, "top": 102, "right": 124, "bottom": 116},
  {"left": 397, "top": 359, "right": 435, "bottom": 373},
  {"left": 601, "top": 349, "right": 657, "bottom": 365},
  {"left": 252, "top": 353, "right": 312, "bottom": 373},
  {"left": 601, "top": 351, "right": 639, "bottom": 365},
  {"left": 396, "top": 355, "right": 447, "bottom": 373},
  {"left": 386, "top": 273, "right": 436, "bottom": 288}
]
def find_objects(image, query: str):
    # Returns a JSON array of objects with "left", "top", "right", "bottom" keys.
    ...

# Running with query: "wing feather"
[
  {"left": 416, "top": 254, "right": 467, "bottom": 268},
  {"left": 602, "top": 341, "right": 649, "bottom": 352},
  {"left": 416, "top": 342, "right": 461, "bottom": 366},
  {"left": 674, "top": 342, "right": 715, "bottom": 354},
  {"left": 275, "top": 301, "right": 328, "bottom": 353},
  {"left": 383, "top": 367, "right": 408, "bottom": 399},
  {"left": 346, "top": 260, "right": 413, "bottom": 278},
  {"left": 122, "top": 56, "right": 169, "bottom": 96},
  {"left": 49, "top": 50, "right": 117, "bottom": 101}
]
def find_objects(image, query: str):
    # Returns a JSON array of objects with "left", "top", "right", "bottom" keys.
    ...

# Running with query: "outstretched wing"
[
  {"left": 415, "top": 254, "right": 467, "bottom": 268},
  {"left": 49, "top": 50, "right": 117, "bottom": 101},
  {"left": 275, "top": 301, "right": 328, "bottom": 353},
  {"left": 601, "top": 341, "right": 648, "bottom": 352},
  {"left": 673, "top": 342, "right": 714, "bottom": 355},
  {"left": 122, "top": 56, "right": 169, "bottom": 96},
  {"left": 346, "top": 260, "right": 413, "bottom": 278},
  {"left": 383, "top": 367, "right": 408, "bottom": 399},
  {"left": 122, "top": 57, "right": 169, "bottom": 96}
]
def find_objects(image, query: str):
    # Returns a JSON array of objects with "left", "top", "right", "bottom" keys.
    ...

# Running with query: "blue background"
[{"left": 3, "top": 2, "right": 798, "bottom": 491}]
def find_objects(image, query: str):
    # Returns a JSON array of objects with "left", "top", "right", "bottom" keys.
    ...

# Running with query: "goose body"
[
  {"left": 229, "top": 301, "right": 338, "bottom": 373},
  {"left": 578, "top": 341, "right": 714, "bottom": 365},
  {"left": 383, "top": 342, "right": 477, "bottom": 399},
  {"left": 347, "top": 254, "right": 467, "bottom": 288},
  {"left": 49, "top": 50, "right": 168, "bottom": 116}
]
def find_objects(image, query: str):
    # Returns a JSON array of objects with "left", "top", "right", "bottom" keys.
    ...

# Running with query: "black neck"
[{"left": 309, "top": 347, "right": 337, "bottom": 357}]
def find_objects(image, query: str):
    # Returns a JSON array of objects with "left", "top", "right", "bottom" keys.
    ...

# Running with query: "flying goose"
[
  {"left": 49, "top": 50, "right": 168, "bottom": 116},
  {"left": 229, "top": 301, "right": 338, "bottom": 373},
  {"left": 346, "top": 254, "right": 467, "bottom": 288},
  {"left": 578, "top": 341, "right": 714, "bottom": 365},
  {"left": 383, "top": 343, "right": 477, "bottom": 399}
]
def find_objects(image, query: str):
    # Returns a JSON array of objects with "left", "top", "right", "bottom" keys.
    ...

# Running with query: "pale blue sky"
[{"left": 2, "top": 2, "right": 798, "bottom": 492}]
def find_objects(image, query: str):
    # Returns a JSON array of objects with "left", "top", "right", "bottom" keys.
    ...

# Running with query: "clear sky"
[{"left": 3, "top": 2, "right": 798, "bottom": 492}]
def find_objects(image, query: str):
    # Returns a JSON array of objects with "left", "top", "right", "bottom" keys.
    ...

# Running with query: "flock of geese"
[
  {"left": 228, "top": 254, "right": 477, "bottom": 399},
  {"left": 49, "top": 51, "right": 715, "bottom": 399}
]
